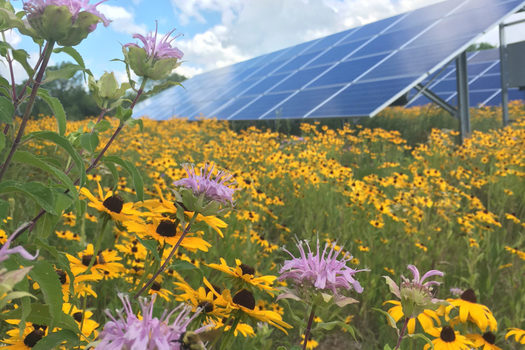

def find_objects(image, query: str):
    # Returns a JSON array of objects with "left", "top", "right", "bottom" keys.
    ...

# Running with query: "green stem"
[
  {"left": 84, "top": 215, "right": 110, "bottom": 274},
  {"left": 220, "top": 315, "right": 241, "bottom": 350},
  {"left": 394, "top": 317, "right": 410, "bottom": 350},
  {"left": 134, "top": 212, "right": 198, "bottom": 299},
  {"left": 0, "top": 41, "right": 55, "bottom": 181},
  {"left": 302, "top": 304, "right": 316, "bottom": 350}
]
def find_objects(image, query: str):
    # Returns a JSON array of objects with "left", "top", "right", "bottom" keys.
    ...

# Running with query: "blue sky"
[{"left": 3, "top": 0, "right": 525, "bottom": 83}]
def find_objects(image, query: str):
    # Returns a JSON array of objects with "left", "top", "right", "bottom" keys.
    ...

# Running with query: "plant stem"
[
  {"left": 302, "top": 304, "right": 316, "bottom": 350},
  {"left": 219, "top": 315, "right": 241, "bottom": 350},
  {"left": 84, "top": 215, "right": 110, "bottom": 274},
  {"left": 0, "top": 41, "right": 55, "bottom": 181},
  {"left": 134, "top": 213, "right": 197, "bottom": 299},
  {"left": 394, "top": 317, "right": 410, "bottom": 350}
]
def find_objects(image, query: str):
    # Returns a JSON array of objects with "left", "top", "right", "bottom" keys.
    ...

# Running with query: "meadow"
[{"left": 1, "top": 102, "right": 524, "bottom": 349}]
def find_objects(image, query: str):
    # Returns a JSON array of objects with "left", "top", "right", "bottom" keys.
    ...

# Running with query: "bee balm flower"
[
  {"left": 123, "top": 22, "right": 184, "bottom": 80},
  {"left": 23, "top": 0, "right": 110, "bottom": 46}
]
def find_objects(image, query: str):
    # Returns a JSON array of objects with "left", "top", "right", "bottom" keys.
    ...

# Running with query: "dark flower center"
[
  {"left": 32, "top": 324, "right": 47, "bottom": 331},
  {"left": 233, "top": 289, "right": 255, "bottom": 310},
  {"left": 156, "top": 220, "right": 177, "bottom": 237},
  {"left": 55, "top": 269, "right": 67, "bottom": 284},
  {"left": 239, "top": 263, "right": 255, "bottom": 276},
  {"left": 151, "top": 281, "right": 162, "bottom": 291},
  {"left": 81, "top": 255, "right": 97, "bottom": 267},
  {"left": 440, "top": 326, "right": 456, "bottom": 342},
  {"left": 131, "top": 246, "right": 138, "bottom": 253},
  {"left": 98, "top": 252, "right": 106, "bottom": 264},
  {"left": 73, "top": 312, "right": 83, "bottom": 323},
  {"left": 482, "top": 332, "right": 496, "bottom": 344},
  {"left": 460, "top": 288, "right": 477, "bottom": 303},
  {"left": 24, "top": 329, "right": 44, "bottom": 347},
  {"left": 102, "top": 195, "right": 124, "bottom": 213},
  {"left": 198, "top": 301, "right": 214, "bottom": 313}
]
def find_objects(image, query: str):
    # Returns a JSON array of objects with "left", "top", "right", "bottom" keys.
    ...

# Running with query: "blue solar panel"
[{"left": 133, "top": 0, "right": 525, "bottom": 120}]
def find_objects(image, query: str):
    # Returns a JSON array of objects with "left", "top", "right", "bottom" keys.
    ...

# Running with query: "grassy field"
[{"left": 2, "top": 102, "right": 524, "bottom": 349}]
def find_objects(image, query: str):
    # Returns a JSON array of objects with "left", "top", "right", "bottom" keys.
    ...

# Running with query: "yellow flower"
[
  {"left": 2, "top": 322, "right": 48, "bottom": 349},
  {"left": 203, "top": 278, "right": 291, "bottom": 334},
  {"left": 301, "top": 334, "right": 319, "bottom": 349},
  {"left": 384, "top": 300, "right": 440, "bottom": 333},
  {"left": 174, "top": 279, "right": 229, "bottom": 318},
  {"left": 207, "top": 258, "right": 277, "bottom": 294},
  {"left": 55, "top": 230, "right": 80, "bottom": 241},
  {"left": 80, "top": 182, "right": 141, "bottom": 222},
  {"left": 505, "top": 328, "right": 525, "bottom": 344},
  {"left": 123, "top": 217, "right": 211, "bottom": 251},
  {"left": 446, "top": 289, "right": 497, "bottom": 332},
  {"left": 66, "top": 244, "right": 124, "bottom": 279},
  {"left": 63, "top": 303, "right": 99, "bottom": 339},
  {"left": 424, "top": 326, "right": 473, "bottom": 349},
  {"left": 466, "top": 332, "right": 502, "bottom": 350}
]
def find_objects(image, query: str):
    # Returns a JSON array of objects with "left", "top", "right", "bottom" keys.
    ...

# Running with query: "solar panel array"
[
  {"left": 408, "top": 48, "right": 525, "bottom": 107},
  {"left": 133, "top": 0, "right": 525, "bottom": 121}
]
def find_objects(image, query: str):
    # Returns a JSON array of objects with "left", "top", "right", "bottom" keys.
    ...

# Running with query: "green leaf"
[
  {"left": 24, "top": 131, "right": 86, "bottom": 186},
  {"left": 126, "top": 118, "right": 143, "bottom": 132},
  {"left": 36, "top": 89, "right": 67, "bottom": 135},
  {"left": 104, "top": 155, "right": 144, "bottom": 201},
  {"left": 79, "top": 132, "right": 99, "bottom": 153},
  {"left": 0, "top": 95, "right": 14, "bottom": 124},
  {"left": 12, "top": 151, "right": 77, "bottom": 200},
  {"left": 144, "top": 80, "right": 182, "bottom": 96},
  {"left": 44, "top": 63, "right": 84, "bottom": 83},
  {"left": 0, "top": 304, "right": 79, "bottom": 332},
  {"left": 169, "top": 260, "right": 198, "bottom": 272},
  {"left": 372, "top": 307, "right": 398, "bottom": 330},
  {"left": 384, "top": 345, "right": 394, "bottom": 350},
  {"left": 93, "top": 119, "right": 112, "bottom": 133},
  {"left": 135, "top": 235, "right": 160, "bottom": 261},
  {"left": 115, "top": 105, "right": 132, "bottom": 122},
  {"left": 33, "top": 330, "right": 80, "bottom": 350},
  {"left": 29, "top": 261, "right": 63, "bottom": 329},
  {"left": 407, "top": 333, "right": 434, "bottom": 349},
  {"left": 53, "top": 47, "right": 88, "bottom": 71},
  {"left": 103, "top": 160, "right": 119, "bottom": 190},
  {"left": 0, "top": 181, "right": 56, "bottom": 214},
  {"left": 11, "top": 49, "right": 34, "bottom": 78},
  {"left": 0, "top": 198, "right": 8, "bottom": 220}
]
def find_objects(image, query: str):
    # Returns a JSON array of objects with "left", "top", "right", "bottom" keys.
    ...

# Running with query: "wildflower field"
[{"left": 1, "top": 102, "right": 524, "bottom": 349}]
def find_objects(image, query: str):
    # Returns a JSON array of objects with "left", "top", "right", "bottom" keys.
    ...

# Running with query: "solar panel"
[
  {"left": 133, "top": 0, "right": 525, "bottom": 121},
  {"left": 407, "top": 48, "right": 525, "bottom": 107}
]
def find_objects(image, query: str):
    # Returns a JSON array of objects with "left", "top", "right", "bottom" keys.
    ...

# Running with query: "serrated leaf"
[
  {"left": 33, "top": 330, "right": 79, "bottom": 350},
  {"left": 36, "top": 89, "right": 67, "bottom": 135},
  {"left": 12, "top": 151, "right": 77, "bottom": 200},
  {"left": 0, "top": 95, "right": 14, "bottom": 124},
  {"left": 79, "top": 132, "right": 99, "bottom": 153},
  {"left": 29, "top": 261, "right": 63, "bottom": 329},
  {"left": 0, "top": 181, "right": 56, "bottom": 214},
  {"left": 24, "top": 131, "right": 86, "bottom": 186},
  {"left": 104, "top": 155, "right": 144, "bottom": 201}
]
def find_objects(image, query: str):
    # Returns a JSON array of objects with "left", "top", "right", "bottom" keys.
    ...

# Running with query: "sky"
[{"left": 3, "top": 0, "right": 525, "bottom": 83}]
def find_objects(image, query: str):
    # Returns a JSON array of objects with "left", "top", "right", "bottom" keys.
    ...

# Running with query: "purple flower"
[
  {"left": 97, "top": 294, "right": 209, "bottom": 350},
  {"left": 23, "top": 0, "right": 110, "bottom": 27},
  {"left": 278, "top": 239, "right": 367, "bottom": 296},
  {"left": 0, "top": 231, "right": 38, "bottom": 263},
  {"left": 174, "top": 163, "right": 237, "bottom": 205},
  {"left": 125, "top": 22, "right": 183, "bottom": 60}
]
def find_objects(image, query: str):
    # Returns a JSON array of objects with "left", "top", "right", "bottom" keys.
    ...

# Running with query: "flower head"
[
  {"left": 23, "top": 0, "right": 110, "bottom": 45},
  {"left": 278, "top": 239, "right": 367, "bottom": 304},
  {"left": 125, "top": 22, "right": 183, "bottom": 60},
  {"left": 174, "top": 163, "right": 237, "bottom": 207},
  {"left": 384, "top": 264, "right": 444, "bottom": 318},
  {"left": 97, "top": 294, "right": 209, "bottom": 350}
]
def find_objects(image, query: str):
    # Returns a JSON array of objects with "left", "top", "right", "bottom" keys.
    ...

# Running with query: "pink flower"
[
  {"left": 23, "top": 0, "right": 110, "bottom": 27},
  {"left": 0, "top": 232, "right": 38, "bottom": 263},
  {"left": 278, "top": 239, "right": 367, "bottom": 296},
  {"left": 125, "top": 22, "right": 183, "bottom": 60},
  {"left": 97, "top": 294, "right": 209, "bottom": 350},
  {"left": 174, "top": 163, "right": 237, "bottom": 205}
]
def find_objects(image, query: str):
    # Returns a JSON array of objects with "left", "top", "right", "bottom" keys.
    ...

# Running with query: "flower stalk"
[
  {"left": 134, "top": 212, "right": 198, "bottom": 299},
  {"left": 394, "top": 317, "right": 410, "bottom": 350},
  {"left": 0, "top": 40, "right": 55, "bottom": 181},
  {"left": 302, "top": 304, "right": 316, "bottom": 350}
]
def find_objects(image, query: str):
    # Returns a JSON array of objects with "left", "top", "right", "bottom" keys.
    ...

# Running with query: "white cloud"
[
  {"left": 98, "top": 4, "right": 147, "bottom": 35},
  {"left": 170, "top": 0, "right": 446, "bottom": 76}
]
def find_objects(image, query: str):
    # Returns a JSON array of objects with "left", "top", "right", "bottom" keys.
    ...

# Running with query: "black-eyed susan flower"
[
  {"left": 301, "top": 334, "right": 319, "bottom": 349},
  {"left": 207, "top": 258, "right": 277, "bottom": 294},
  {"left": 174, "top": 279, "right": 228, "bottom": 318},
  {"left": 63, "top": 303, "right": 99, "bottom": 339},
  {"left": 466, "top": 332, "right": 502, "bottom": 350},
  {"left": 66, "top": 244, "right": 124, "bottom": 279},
  {"left": 80, "top": 182, "right": 140, "bottom": 222},
  {"left": 384, "top": 300, "right": 440, "bottom": 333},
  {"left": 123, "top": 217, "right": 211, "bottom": 251},
  {"left": 2, "top": 322, "right": 47, "bottom": 349},
  {"left": 505, "top": 328, "right": 525, "bottom": 344},
  {"left": 445, "top": 289, "right": 497, "bottom": 332},
  {"left": 424, "top": 326, "right": 473, "bottom": 350}
]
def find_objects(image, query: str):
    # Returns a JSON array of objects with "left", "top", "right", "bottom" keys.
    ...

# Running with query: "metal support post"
[
  {"left": 414, "top": 84, "right": 457, "bottom": 116},
  {"left": 499, "top": 24, "right": 510, "bottom": 126},
  {"left": 456, "top": 52, "right": 470, "bottom": 143}
]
